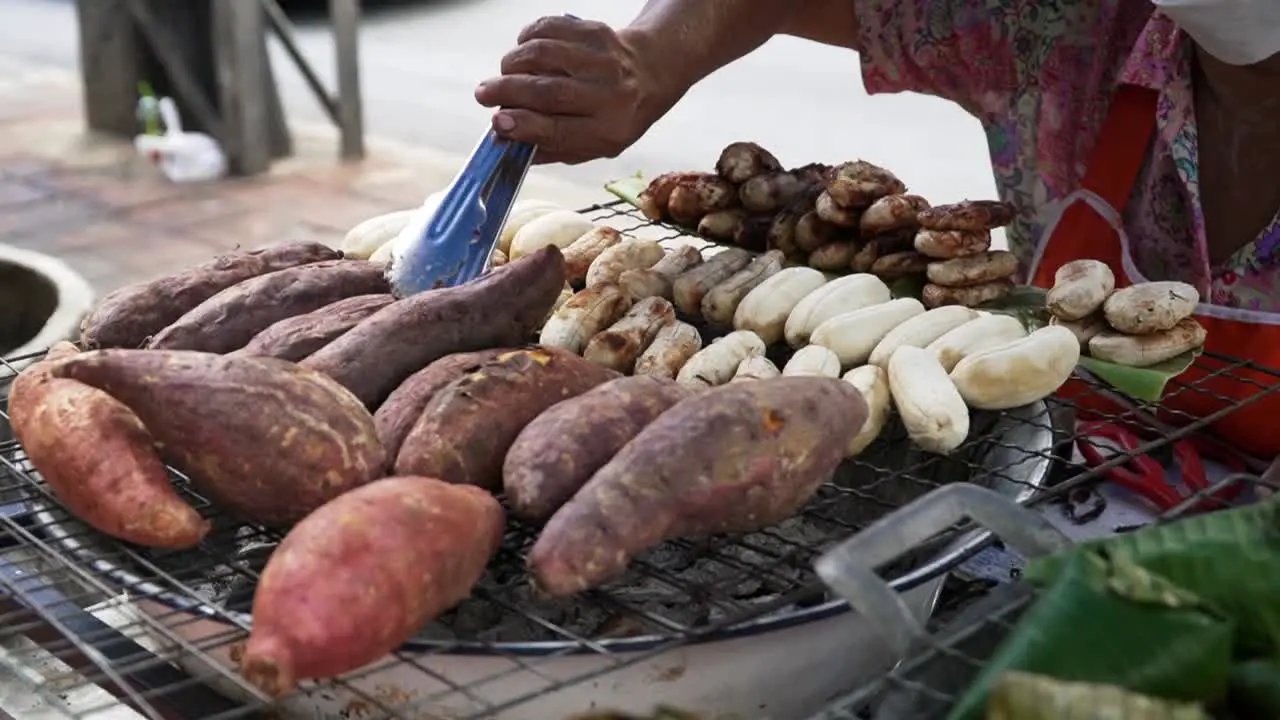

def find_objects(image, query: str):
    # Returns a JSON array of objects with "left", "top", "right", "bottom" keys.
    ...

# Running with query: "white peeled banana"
[
  {"left": 509, "top": 210, "right": 595, "bottom": 260},
  {"left": 950, "top": 325, "right": 1080, "bottom": 410},
  {"left": 341, "top": 209, "right": 416, "bottom": 259},
  {"left": 538, "top": 282, "right": 631, "bottom": 354},
  {"left": 499, "top": 199, "right": 562, "bottom": 254},
  {"left": 842, "top": 365, "right": 891, "bottom": 457},
  {"left": 733, "top": 355, "right": 782, "bottom": 381},
  {"left": 783, "top": 273, "right": 891, "bottom": 347},
  {"left": 702, "top": 250, "right": 785, "bottom": 327},
  {"left": 810, "top": 298, "right": 926, "bottom": 369},
  {"left": 676, "top": 329, "right": 767, "bottom": 388},
  {"left": 867, "top": 306, "right": 980, "bottom": 368},
  {"left": 888, "top": 346, "right": 970, "bottom": 454},
  {"left": 733, "top": 267, "right": 828, "bottom": 345},
  {"left": 927, "top": 314, "right": 1028, "bottom": 372},
  {"left": 782, "top": 345, "right": 841, "bottom": 377}
]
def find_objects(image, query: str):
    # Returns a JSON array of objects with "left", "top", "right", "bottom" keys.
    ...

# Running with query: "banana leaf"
[
  {"left": 1025, "top": 497, "right": 1280, "bottom": 656},
  {"left": 986, "top": 671, "right": 1211, "bottom": 720},
  {"left": 570, "top": 707, "right": 701, "bottom": 720},
  {"left": 604, "top": 175, "right": 648, "bottom": 208},
  {"left": 946, "top": 551, "right": 1233, "bottom": 720},
  {"left": 1228, "top": 660, "right": 1280, "bottom": 717}
]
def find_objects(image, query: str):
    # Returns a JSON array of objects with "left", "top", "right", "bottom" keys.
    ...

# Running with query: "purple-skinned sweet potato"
[
  {"left": 147, "top": 260, "right": 390, "bottom": 354},
  {"left": 8, "top": 343, "right": 209, "bottom": 548},
  {"left": 395, "top": 347, "right": 620, "bottom": 490},
  {"left": 238, "top": 476, "right": 503, "bottom": 696},
  {"left": 230, "top": 294, "right": 395, "bottom": 362},
  {"left": 80, "top": 241, "right": 342, "bottom": 350},
  {"left": 302, "top": 246, "right": 567, "bottom": 407},
  {"left": 50, "top": 349, "right": 386, "bottom": 527},
  {"left": 373, "top": 348, "right": 512, "bottom": 461},
  {"left": 503, "top": 375, "right": 691, "bottom": 522},
  {"left": 529, "top": 377, "right": 868, "bottom": 596}
]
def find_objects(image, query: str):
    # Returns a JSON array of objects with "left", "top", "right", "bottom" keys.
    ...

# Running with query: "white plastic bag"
[{"left": 133, "top": 97, "right": 228, "bottom": 183}]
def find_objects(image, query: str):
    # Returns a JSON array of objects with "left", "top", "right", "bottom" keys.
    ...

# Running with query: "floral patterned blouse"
[{"left": 854, "top": 1, "right": 1280, "bottom": 311}]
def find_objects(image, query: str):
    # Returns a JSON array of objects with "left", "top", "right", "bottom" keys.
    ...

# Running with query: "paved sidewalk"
[{"left": 0, "top": 55, "right": 603, "bottom": 296}]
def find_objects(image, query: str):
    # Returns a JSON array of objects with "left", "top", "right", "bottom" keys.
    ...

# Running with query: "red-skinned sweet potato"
[
  {"left": 395, "top": 347, "right": 620, "bottom": 490},
  {"left": 147, "top": 260, "right": 390, "bottom": 354},
  {"left": 529, "top": 377, "right": 868, "bottom": 596},
  {"left": 8, "top": 343, "right": 208, "bottom": 548},
  {"left": 80, "top": 241, "right": 341, "bottom": 350},
  {"left": 238, "top": 476, "right": 503, "bottom": 696},
  {"left": 503, "top": 375, "right": 690, "bottom": 521},
  {"left": 373, "top": 348, "right": 512, "bottom": 461},
  {"left": 302, "top": 247, "right": 567, "bottom": 407},
  {"left": 50, "top": 349, "right": 386, "bottom": 527},
  {"left": 230, "top": 294, "right": 395, "bottom": 362}
]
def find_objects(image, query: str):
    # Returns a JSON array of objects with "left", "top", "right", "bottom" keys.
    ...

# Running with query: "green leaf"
[
  {"left": 978, "top": 285, "right": 1052, "bottom": 330},
  {"left": 1078, "top": 350, "right": 1200, "bottom": 402},
  {"left": 605, "top": 175, "right": 648, "bottom": 208},
  {"left": 1025, "top": 497, "right": 1280, "bottom": 657},
  {"left": 947, "top": 550, "right": 1233, "bottom": 720}
]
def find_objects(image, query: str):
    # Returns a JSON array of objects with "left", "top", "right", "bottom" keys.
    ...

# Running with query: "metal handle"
[{"left": 814, "top": 483, "right": 1071, "bottom": 658}]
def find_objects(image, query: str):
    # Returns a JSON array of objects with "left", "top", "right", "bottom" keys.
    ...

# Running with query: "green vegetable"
[
  {"left": 987, "top": 671, "right": 1211, "bottom": 720},
  {"left": 1228, "top": 660, "right": 1280, "bottom": 717},
  {"left": 947, "top": 551, "right": 1233, "bottom": 720},
  {"left": 1025, "top": 497, "right": 1280, "bottom": 656},
  {"left": 605, "top": 174, "right": 647, "bottom": 208}
]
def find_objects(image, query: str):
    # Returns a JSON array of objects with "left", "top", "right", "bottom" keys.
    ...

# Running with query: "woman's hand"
[{"left": 475, "top": 16, "right": 681, "bottom": 165}]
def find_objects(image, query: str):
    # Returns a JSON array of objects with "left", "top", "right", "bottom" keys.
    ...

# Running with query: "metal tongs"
[{"left": 388, "top": 130, "right": 536, "bottom": 295}]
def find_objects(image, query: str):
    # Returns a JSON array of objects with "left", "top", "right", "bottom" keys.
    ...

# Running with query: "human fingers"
[
  {"left": 474, "top": 75, "right": 605, "bottom": 116},
  {"left": 516, "top": 16, "right": 616, "bottom": 49},
  {"left": 489, "top": 109, "right": 619, "bottom": 163},
  {"left": 499, "top": 39, "right": 614, "bottom": 77}
]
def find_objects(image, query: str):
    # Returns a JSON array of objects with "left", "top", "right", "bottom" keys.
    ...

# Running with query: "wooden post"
[
  {"left": 74, "top": 0, "right": 143, "bottom": 135},
  {"left": 211, "top": 0, "right": 272, "bottom": 176},
  {"left": 330, "top": 0, "right": 365, "bottom": 161}
]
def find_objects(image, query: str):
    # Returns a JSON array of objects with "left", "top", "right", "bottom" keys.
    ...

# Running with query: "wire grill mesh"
[{"left": 0, "top": 200, "right": 1275, "bottom": 720}]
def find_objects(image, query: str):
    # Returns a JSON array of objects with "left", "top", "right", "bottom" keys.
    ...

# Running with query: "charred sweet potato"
[
  {"left": 302, "top": 247, "right": 567, "bottom": 407},
  {"left": 504, "top": 375, "right": 690, "bottom": 522},
  {"left": 8, "top": 343, "right": 208, "bottom": 548},
  {"left": 230, "top": 294, "right": 395, "bottom": 362},
  {"left": 395, "top": 347, "right": 620, "bottom": 490},
  {"left": 239, "top": 476, "right": 503, "bottom": 696},
  {"left": 80, "top": 241, "right": 341, "bottom": 350},
  {"left": 373, "top": 348, "right": 512, "bottom": 460},
  {"left": 529, "top": 377, "right": 868, "bottom": 596},
  {"left": 50, "top": 349, "right": 386, "bottom": 527},
  {"left": 147, "top": 260, "right": 389, "bottom": 354}
]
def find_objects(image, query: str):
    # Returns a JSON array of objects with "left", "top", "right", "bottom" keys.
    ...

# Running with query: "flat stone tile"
[
  {"left": 0, "top": 179, "right": 50, "bottom": 208},
  {"left": 183, "top": 210, "right": 343, "bottom": 255},
  {"left": 124, "top": 191, "right": 245, "bottom": 229},
  {"left": 217, "top": 177, "right": 399, "bottom": 233},
  {"left": 0, "top": 196, "right": 109, "bottom": 243}
]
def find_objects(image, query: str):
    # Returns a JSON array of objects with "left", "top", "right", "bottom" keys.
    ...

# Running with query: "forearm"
[
  {"left": 623, "top": 0, "right": 861, "bottom": 93},
  {"left": 622, "top": 0, "right": 802, "bottom": 90}
]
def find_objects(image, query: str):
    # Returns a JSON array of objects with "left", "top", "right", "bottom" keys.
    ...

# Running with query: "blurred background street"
[{"left": 0, "top": 0, "right": 998, "bottom": 203}]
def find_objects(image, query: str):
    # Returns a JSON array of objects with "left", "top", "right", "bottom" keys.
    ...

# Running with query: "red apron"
[{"left": 1028, "top": 85, "right": 1280, "bottom": 460}]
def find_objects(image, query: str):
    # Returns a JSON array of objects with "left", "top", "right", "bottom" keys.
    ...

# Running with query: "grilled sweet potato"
[
  {"left": 8, "top": 343, "right": 208, "bottom": 548},
  {"left": 373, "top": 348, "right": 511, "bottom": 460},
  {"left": 147, "top": 260, "right": 390, "bottom": 354},
  {"left": 303, "top": 247, "right": 567, "bottom": 407},
  {"left": 529, "top": 377, "right": 867, "bottom": 596},
  {"left": 395, "top": 347, "right": 620, "bottom": 490},
  {"left": 239, "top": 476, "right": 503, "bottom": 696},
  {"left": 504, "top": 376, "right": 690, "bottom": 521},
  {"left": 230, "top": 294, "right": 395, "bottom": 361},
  {"left": 80, "top": 241, "right": 341, "bottom": 350},
  {"left": 50, "top": 350, "right": 386, "bottom": 527}
]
